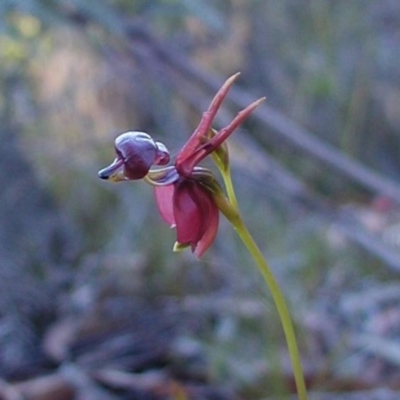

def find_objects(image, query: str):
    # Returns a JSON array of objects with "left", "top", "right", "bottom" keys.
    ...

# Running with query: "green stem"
[
  {"left": 231, "top": 214, "right": 308, "bottom": 400},
  {"left": 221, "top": 168, "right": 239, "bottom": 211},
  {"left": 214, "top": 164, "right": 307, "bottom": 399}
]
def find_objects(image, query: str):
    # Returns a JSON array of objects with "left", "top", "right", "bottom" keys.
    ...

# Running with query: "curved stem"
[
  {"left": 213, "top": 161, "right": 307, "bottom": 399},
  {"left": 231, "top": 215, "right": 308, "bottom": 400}
]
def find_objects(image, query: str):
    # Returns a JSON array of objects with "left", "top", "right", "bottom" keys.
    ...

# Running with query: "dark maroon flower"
[{"left": 99, "top": 74, "right": 264, "bottom": 257}]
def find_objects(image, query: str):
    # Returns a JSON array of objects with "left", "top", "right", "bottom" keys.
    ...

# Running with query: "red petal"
[
  {"left": 154, "top": 185, "right": 175, "bottom": 226},
  {"left": 174, "top": 180, "right": 203, "bottom": 245},
  {"left": 173, "top": 180, "right": 219, "bottom": 258},
  {"left": 194, "top": 193, "right": 219, "bottom": 258}
]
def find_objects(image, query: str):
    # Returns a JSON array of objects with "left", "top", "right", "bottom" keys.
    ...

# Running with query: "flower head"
[{"left": 98, "top": 74, "right": 264, "bottom": 257}]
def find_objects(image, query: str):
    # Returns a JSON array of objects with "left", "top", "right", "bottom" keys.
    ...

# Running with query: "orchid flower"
[
  {"left": 98, "top": 73, "right": 308, "bottom": 399},
  {"left": 99, "top": 73, "right": 264, "bottom": 257}
]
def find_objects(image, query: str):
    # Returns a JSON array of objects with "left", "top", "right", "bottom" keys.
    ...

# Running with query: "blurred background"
[{"left": 2, "top": 1, "right": 400, "bottom": 399}]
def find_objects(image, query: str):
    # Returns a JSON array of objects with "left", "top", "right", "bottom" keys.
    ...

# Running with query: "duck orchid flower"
[
  {"left": 99, "top": 73, "right": 264, "bottom": 257},
  {"left": 98, "top": 76, "right": 309, "bottom": 400}
]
